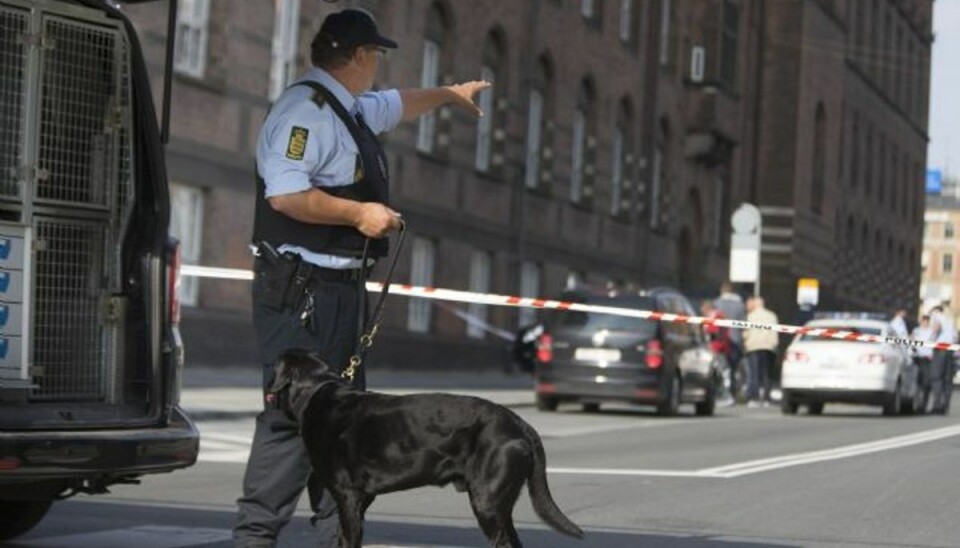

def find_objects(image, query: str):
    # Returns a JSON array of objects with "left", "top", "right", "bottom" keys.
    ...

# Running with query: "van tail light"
[
  {"left": 786, "top": 350, "right": 809, "bottom": 363},
  {"left": 859, "top": 353, "right": 885, "bottom": 364},
  {"left": 168, "top": 241, "right": 182, "bottom": 327},
  {"left": 536, "top": 333, "right": 553, "bottom": 363},
  {"left": 646, "top": 339, "right": 663, "bottom": 369}
]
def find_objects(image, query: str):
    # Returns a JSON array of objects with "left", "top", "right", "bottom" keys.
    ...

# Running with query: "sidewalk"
[{"left": 181, "top": 365, "right": 536, "bottom": 420}]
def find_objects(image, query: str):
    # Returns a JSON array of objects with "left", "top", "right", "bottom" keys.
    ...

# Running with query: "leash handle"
[{"left": 343, "top": 221, "right": 406, "bottom": 381}]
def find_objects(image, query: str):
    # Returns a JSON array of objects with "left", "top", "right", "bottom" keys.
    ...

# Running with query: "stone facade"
[{"left": 118, "top": 0, "right": 933, "bottom": 368}]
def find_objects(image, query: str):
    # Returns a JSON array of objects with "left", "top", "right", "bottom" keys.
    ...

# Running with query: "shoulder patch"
[{"left": 286, "top": 126, "right": 309, "bottom": 160}]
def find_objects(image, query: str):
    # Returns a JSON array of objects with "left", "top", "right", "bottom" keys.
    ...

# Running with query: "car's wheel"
[
  {"left": 807, "top": 401, "right": 824, "bottom": 415},
  {"left": 536, "top": 394, "right": 558, "bottom": 412},
  {"left": 0, "top": 499, "right": 53, "bottom": 541},
  {"left": 695, "top": 372, "right": 717, "bottom": 416},
  {"left": 882, "top": 381, "right": 902, "bottom": 416},
  {"left": 781, "top": 392, "right": 799, "bottom": 415},
  {"left": 657, "top": 372, "right": 681, "bottom": 416},
  {"left": 582, "top": 402, "right": 600, "bottom": 413}
]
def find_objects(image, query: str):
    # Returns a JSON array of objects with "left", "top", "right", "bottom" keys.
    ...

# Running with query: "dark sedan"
[{"left": 534, "top": 288, "right": 721, "bottom": 416}]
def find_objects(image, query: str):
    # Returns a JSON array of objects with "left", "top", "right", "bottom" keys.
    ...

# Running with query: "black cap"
[{"left": 318, "top": 9, "right": 398, "bottom": 51}]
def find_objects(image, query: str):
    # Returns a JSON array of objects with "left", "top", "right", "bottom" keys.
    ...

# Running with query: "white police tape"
[{"left": 180, "top": 265, "right": 959, "bottom": 353}]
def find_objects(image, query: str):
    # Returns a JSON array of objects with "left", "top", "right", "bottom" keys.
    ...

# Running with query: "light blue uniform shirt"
[{"left": 256, "top": 67, "right": 403, "bottom": 268}]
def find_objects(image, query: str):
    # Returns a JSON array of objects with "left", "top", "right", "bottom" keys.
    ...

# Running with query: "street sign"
[
  {"left": 926, "top": 169, "right": 943, "bottom": 194},
  {"left": 730, "top": 203, "right": 761, "bottom": 285},
  {"left": 797, "top": 278, "right": 819, "bottom": 306}
]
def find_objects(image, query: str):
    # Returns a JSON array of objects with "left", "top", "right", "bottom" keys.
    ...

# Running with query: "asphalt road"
[{"left": 8, "top": 395, "right": 960, "bottom": 548}]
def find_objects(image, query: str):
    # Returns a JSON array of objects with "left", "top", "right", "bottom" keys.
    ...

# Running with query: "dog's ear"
[
  {"left": 306, "top": 351, "right": 332, "bottom": 374},
  {"left": 269, "top": 357, "right": 293, "bottom": 394}
]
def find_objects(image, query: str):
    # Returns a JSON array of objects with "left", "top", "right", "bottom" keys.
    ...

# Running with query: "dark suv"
[
  {"left": 534, "top": 288, "right": 720, "bottom": 416},
  {"left": 1, "top": 0, "right": 198, "bottom": 541}
]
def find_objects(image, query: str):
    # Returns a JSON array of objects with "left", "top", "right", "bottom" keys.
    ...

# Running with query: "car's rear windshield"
[
  {"left": 798, "top": 326, "right": 882, "bottom": 342},
  {"left": 553, "top": 296, "right": 658, "bottom": 335}
]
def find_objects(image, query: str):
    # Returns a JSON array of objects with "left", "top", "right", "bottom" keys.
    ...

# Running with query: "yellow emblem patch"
[{"left": 286, "top": 127, "right": 309, "bottom": 160}]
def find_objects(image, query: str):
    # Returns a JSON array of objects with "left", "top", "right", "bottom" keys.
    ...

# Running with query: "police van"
[{"left": 0, "top": 0, "right": 198, "bottom": 540}]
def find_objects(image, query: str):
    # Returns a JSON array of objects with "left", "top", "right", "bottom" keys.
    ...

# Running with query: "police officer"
[{"left": 234, "top": 9, "right": 489, "bottom": 548}]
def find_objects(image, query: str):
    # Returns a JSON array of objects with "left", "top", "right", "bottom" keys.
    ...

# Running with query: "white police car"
[{"left": 780, "top": 318, "right": 923, "bottom": 416}]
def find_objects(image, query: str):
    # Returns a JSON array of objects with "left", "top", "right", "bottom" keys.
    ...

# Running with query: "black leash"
[{"left": 343, "top": 220, "right": 406, "bottom": 381}]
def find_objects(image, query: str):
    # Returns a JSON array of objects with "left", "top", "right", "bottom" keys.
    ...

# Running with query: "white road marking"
[
  {"left": 548, "top": 424, "right": 960, "bottom": 479},
  {"left": 22, "top": 526, "right": 232, "bottom": 548}
]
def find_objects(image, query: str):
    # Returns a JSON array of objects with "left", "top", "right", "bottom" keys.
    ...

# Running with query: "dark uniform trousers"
[
  {"left": 930, "top": 349, "right": 954, "bottom": 414},
  {"left": 234, "top": 265, "right": 366, "bottom": 548}
]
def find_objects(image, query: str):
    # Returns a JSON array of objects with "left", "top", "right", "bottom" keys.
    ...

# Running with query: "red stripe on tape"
[
  {"left": 557, "top": 302, "right": 572, "bottom": 310},
  {"left": 532, "top": 299, "right": 546, "bottom": 308},
  {"left": 506, "top": 296, "right": 521, "bottom": 305}
]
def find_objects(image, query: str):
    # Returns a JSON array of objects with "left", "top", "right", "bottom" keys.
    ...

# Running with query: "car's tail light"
[
  {"left": 536, "top": 333, "right": 553, "bottom": 363},
  {"left": 646, "top": 339, "right": 663, "bottom": 369},
  {"left": 859, "top": 353, "right": 885, "bottom": 364},
  {"left": 168, "top": 242, "right": 182, "bottom": 327},
  {"left": 786, "top": 350, "right": 809, "bottom": 363}
]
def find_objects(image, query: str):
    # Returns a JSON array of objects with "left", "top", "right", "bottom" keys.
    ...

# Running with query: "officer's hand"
[
  {"left": 446, "top": 81, "right": 491, "bottom": 118},
  {"left": 355, "top": 203, "right": 401, "bottom": 239}
]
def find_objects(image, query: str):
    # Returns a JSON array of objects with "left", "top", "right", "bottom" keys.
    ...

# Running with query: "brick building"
[{"left": 119, "top": 0, "right": 932, "bottom": 369}]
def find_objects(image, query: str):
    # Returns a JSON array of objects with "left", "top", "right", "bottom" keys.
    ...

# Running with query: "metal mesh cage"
[
  {"left": 36, "top": 15, "right": 123, "bottom": 209},
  {"left": 31, "top": 217, "right": 109, "bottom": 401},
  {"left": 0, "top": 7, "right": 27, "bottom": 199}
]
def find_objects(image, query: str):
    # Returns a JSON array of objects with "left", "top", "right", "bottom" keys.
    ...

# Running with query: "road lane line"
[
  {"left": 549, "top": 424, "right": 960, "bottom": 479},
  {"left": 23, "top": 526, "right": 232, "bottom": 548}
]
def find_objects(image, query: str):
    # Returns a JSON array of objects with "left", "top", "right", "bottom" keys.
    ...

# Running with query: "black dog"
[{"left": 270, "top": 349, "right": 583, "bottom": 548}]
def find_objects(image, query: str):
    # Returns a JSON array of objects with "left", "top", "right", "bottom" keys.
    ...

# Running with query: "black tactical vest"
[{"left": 253, "top": 81, "right": 390, "bottom": 259}]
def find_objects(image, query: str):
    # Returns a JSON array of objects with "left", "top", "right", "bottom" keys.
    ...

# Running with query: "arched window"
[
  {"left": 476, "top": 29, "right": 506, "bottom": 174},
  {"left": 878, "top": 134, "right": 886, "bottom": 206},
  {"left": 610, "top": 97, "right": 634, "bottom": 217},
  {"left": 570, "top": 77, "right": 596, "bottom": 205},
  {"left": 651, "top": 117, "right": 671, "bottom": 228},
  {"left": 811, "top": 102, "right": 826, "bottom": 215},
  {"left": 850, "top": 111, "right": 859, "bottom": 190},
  {"left": 525, "top": 54, "right": 554, "bottom": 190},
  {"left": 417, "top": 3, "right": 451, "bottom": 154},
  {"left": 864, "top": 124, "right": 873, "bottom": 196}
]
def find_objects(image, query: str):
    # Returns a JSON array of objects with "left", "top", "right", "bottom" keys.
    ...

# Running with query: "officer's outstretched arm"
[
  {"left": 269, "top": 189, "right": 400, "bottom": 239},
  {"left": 400, "top": 81, "right": 490, "bottom": 122}
]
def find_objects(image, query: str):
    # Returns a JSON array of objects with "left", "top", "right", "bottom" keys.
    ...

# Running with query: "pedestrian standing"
[
  {"left": 890, "top": 309, "right": 910, "bottom": 340},
  {"left": 928, "top": 305, "right": 957, "bottom": 415},
  {"left": 234, "top": 9, "right": 489, "bottom": 547},
  {"left": 701, "top": 300, "right": 733, "bottom": 404},
  {"left": 911, "top": 315, "right": 934, "bottom": 412},
  {"left": 743, "top": 295, "right": 779, "bottom": 407},
  {"left": 714, "top": 281, "right": 746, "bottom": 400}
]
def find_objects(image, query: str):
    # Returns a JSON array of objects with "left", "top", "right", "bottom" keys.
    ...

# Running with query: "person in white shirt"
[
  {"left": 911, "top": 315, "right": 934, "bottom": 411},
  {"left": 890, "top": 309, "right": 910, "bottom": 340},
  {"left": 928, "top": 305, "right": 956, "bottom": 414}
]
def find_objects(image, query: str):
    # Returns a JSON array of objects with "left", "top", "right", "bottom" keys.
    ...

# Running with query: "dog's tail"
[{"left": 526, "top": 429, "right": 584, "bottom": 539}]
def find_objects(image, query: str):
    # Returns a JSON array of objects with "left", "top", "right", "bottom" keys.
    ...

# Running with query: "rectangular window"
[
  {"left": 610, "top": 127, "right": 624, "bottom": 216},
  {"left": 417, "top": 40, "right": 440, "bottom": 153},
  {"left": 467, "top": 250, "right": 492, "bottom": 339},
  {"left": 169, "top": 184, "right": 204, "bottom": 306},
  {"left": 720, "top": 0, "right": 739, "bottom": 89},
  {"left": 570, "top": 109, "right": 586, "bottom": 203},
  {"left": 174, "top": 0, "right": 211, "bottom": 78},
  {"left": 946, "top": 223, "right": 955, "bottom": 240},
  {"left": 619, "top": 0, "right": 633, "bottom": 42},
  {"left": 519, "top": 262, "right": 541, "bottom": 326},
  {"left": 408, "top": 237, "right": 436, "bottom": 333},
  {"left": 581, "top": 0, "right": 595, "bottom": 18},
  {"left": 475, "top": 66, "right": 495, "bottom": 172},
  {"left": 269, "top": 0, "right": 301, "bottom": 101},
  {"left": 524, "top": 90, "right": 544, "bottom": 189},
  {"left": 650, "top": 149, "right": 662, "bottom": 228},
  {"left": 944, "top": 253, "right": 953, "bottom": 275},
  {"left": 659, "top": 0, "right": 672, "bottom": 66}
]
